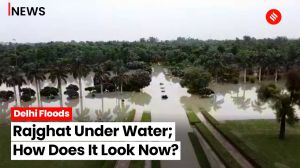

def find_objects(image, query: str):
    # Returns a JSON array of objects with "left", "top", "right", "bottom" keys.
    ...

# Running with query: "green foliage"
[
  {"left": 40, "top": 86, "right": 59, "bottom": 98},
  {"left": 64, "top": 84, "right": 79, "bottom": 99},
  {"left": 195, "top": 122, "right": 242, "bottom": 168},
  {"left": 123, "top": 70, "right": 151, "bottom": 92},
  {"left": 286, "top": 70, "right": 300, "bottom": 102},
  {"left": 85, "top": 86, "right": 95, "bottom": 93},
  {"left": 186, "top": 111, "right": 201, "bottom": 125},
  {"left": 0, "top": 37, "right": 300, "bottom": 95},
  {"left": 201, "top": 110, "right": 274, "bottom": 168},
  {"left": 218, "top": 65, "right": 240, "bottom": 83},
  {"left": 188, "top": 132, "right": 211, "bottom": 168},
  {"left": 141, "top": 111, "right": 151, "bottom": 122},
  {"left": 257, "top": 81, "right": 299, "bottom": 139},
  {"left": 20, "top": 88, "right": 36, "bottom": 102},
  {"left": 180, "top": 67, "right": 212, "bottom": 94},
  {"left": 4, "top": 66, "right": 26, "bottom": 88},
  {"left": 274, "top": 94, "right": 297, "bottom": 126},
  {"left": 64, "top": 90, "right": 79, "bottom": 99},
  {"left": 198, "top": 88, "right": 215, "bottom": 97},
  {"left": 66, "top": 84, "right": 79, "bottom": 91},
  {"left": 257, "top": 84, "right": 281, "bottom": 101},
  {"left": 93, "top": 69, "right": 151, "bottom": 92},
  {"left": 0, "top": 91, "right": 14, "bottom": 101},
  {"left": 224, "top": 120, "right": 300, "bottom": 168},
  {"left": 248, "top": 76, "right": 256, "bottom": 83},
  {"left": 170, "top": 66, "right": 184, "bottom": 77}
]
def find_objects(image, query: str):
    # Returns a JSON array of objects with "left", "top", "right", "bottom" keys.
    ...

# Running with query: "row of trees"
[
  {"left": 1, "top": 36, "right": 300, "bottom": 103},
  {"left": 1, "top": 36, "right": 300, "bottom": 79},
  {"left": 0, "top": 57, "right": 151, "bottom": 106}
]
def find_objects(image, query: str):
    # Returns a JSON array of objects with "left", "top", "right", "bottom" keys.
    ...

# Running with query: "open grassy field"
[{"left": 224, "top": 120, "right": 300, "bottom": 168}]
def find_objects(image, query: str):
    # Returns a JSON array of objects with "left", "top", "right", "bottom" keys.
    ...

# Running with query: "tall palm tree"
[
  {"left": 71, "top": 57, "right": 90, "bottom": 98},
  {"left": 113, "top": 65, "right": 128, "bottom": 95},
  {"left": 237, "top": 50, "right": 254, "bottom": 83},
  {"left": 94, "top": 64, "right": 109, "bottom": 113},
  {"left": 5, "top": 66, "right": 26, "bottom": 106},
  {"left": 255, "top": 51, "right": 267, "bottom": 83},
  {"left": 48, "top": 60, "right": 68, "bottom": 107},
  {"left": 93, "top": 64, "right": 108, "bottom": 95},
  {"left": 24, "top": 63, "right": 46, "bottom": 107},
  {"left": 118, "top": 71, "right": 129, "bottom": 94}
]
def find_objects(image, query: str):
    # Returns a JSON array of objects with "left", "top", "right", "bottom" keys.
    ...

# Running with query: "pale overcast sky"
[{"left": 0, "top": 0, "right": 299, "bottom": 42}]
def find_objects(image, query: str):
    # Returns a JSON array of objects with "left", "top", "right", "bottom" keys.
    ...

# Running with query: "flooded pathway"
[
  {"left": 143, "top": 66, "right": 200, "bottom": 168},
  {"left": 2, "top": 65, "right": 300, "bottom": 168}
]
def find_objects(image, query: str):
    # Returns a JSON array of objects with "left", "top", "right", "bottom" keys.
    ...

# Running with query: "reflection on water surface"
[{"left": 1, "top": 66, "right": 299, "bottom": 125}]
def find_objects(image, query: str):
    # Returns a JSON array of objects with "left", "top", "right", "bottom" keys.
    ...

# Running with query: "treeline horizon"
[
  {"left": 1, "top": 36, "right": 300, "bottom": 44},
  {"left": 1, "top": 35, "right": 300, "bottom": 92},
  {"left": 0, "top": 35, "right": 300, "bottom": 106}
]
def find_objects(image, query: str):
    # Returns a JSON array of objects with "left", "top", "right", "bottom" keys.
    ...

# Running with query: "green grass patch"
[
  {"left": 186, "top": 111, "right": 201, "bottom": 125},
  {"left": 141, "top": 111, "right": 151, "bottom": 122},
  {"left": 138, "top": 112, "right": 161, "bottom": 168},
  {"left": 188, "top": 132, "right": 211, "bottom": 168},
  {"left": 195, "top": 122, "right": 242, "bottom": 168},
  {"left": 0, "top": 126, "right": 116, "bottom": 168},
  {"left": 224, "top": 120, "right": 300, "bottom": 168},
  {"left": 129, "top": 160, "right": 145, "bottom": 168},
  {"left": 126, "top": 109, "right": 136, "bottom": 122},
  {"left": 201, "top": 110, "right": 274, "bottom": 168}
]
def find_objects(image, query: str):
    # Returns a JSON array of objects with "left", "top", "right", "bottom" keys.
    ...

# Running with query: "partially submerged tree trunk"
[
  {"left": 101, "top": 97, "right": 104, "bottom": 113},
  {"left": 80, "top": 94, "right": 83, "bottom": 114},
  {"left": 258, "top": 67, "right": 262, "bottom": 83},
  {"left": 244, "top": 68, "right": 247, "bottom": 83},
  {"left": 100, "top": 83, "right": 103, "bottom": 94},
  {"left": 38, "top": 80, "right": 43, "bottom": 107},
  {"left": 13, "top": 86, "right": 18, "bottom": 106},
  {"left": 275, "top": 69, "right": 278, "bottom": 83},
  {"left": 120, "top": 82, "right": 123, "bottom": 94},
  {"left": 18, "top": 85, "right": 22, "bottom": 99},
  {"left": 79, "top": 76, "right": 83, "bottom": 98},
  {"left": 58, "top": 77, "right": 63, "bottom": 107},
  {"left": 279, "top": 113, "right": 286, "bottom": 140},
  {"left": 35, "top": 79, "right": 40, "bottom": 107}
]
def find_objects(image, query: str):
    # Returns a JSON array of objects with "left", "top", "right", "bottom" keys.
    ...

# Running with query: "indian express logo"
[{"left": 8, "top": 0, "right": 46, "bottom": 16}]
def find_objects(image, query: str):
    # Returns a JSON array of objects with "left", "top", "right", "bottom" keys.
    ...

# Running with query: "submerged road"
[{"left": 143, "top": 66, "right": 200, "bottom": 168}]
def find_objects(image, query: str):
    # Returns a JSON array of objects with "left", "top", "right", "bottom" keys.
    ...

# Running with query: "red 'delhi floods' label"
[
  {"left": 10, "top": 107, "right": 72, "bottom": 122},
  {"left": 266, "top": 9, "right": 282, "bottom": 25}
]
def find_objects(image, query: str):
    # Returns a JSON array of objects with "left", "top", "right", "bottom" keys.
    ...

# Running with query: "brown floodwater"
[
  {"left": 1, "top": 65, "right": 299, "bottom": 168},
  {"left": 2, "top": 65, "right": 299, "bottom": 123}
]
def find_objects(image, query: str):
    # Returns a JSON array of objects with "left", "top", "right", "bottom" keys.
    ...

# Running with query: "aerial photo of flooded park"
[{"left": 0, "top": 37, "right": 300, "bottom": 168}]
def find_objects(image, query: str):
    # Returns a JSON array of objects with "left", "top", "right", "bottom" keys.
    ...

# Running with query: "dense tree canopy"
[
  {"left": 0, "top": 36, "right": 299, "bottom": 70},
  {"left": 180, "top": 67, "right": 212, "bottom": 94},
  {"left": 0, "top": 36, "right": 300, "bottom": 103}
]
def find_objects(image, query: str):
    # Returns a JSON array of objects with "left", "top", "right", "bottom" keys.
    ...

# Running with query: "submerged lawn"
[
  {"left": 224, "top": 120, "right": 300, "bottom": 168},
  {"left": 0, "top": 126, "right": 115, "bottom": 168}
]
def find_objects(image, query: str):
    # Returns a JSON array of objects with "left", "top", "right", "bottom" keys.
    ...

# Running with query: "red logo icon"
[{"left": 266, "top": 9, "right": 282, "bottom": 25}]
